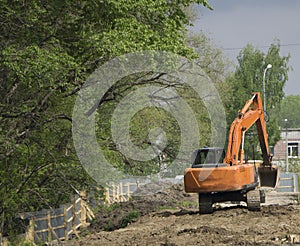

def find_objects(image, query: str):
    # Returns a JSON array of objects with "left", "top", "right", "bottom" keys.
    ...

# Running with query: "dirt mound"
[{"left": 90, "top": 182, "right": 196, "bottom": 232}]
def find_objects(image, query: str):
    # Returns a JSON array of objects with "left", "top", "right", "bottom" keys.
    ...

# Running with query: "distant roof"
[{"left": 280, "top": 128, "right": 300, "bottom": 140}]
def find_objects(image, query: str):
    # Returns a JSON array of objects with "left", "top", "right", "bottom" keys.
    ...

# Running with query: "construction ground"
[{"left": 60, "top": 182, "right": 300, "bottom": 246}]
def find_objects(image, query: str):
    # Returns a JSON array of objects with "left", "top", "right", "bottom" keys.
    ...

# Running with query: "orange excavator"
[{"left": 184, "top": 92, "right": 278, "bottom": 213}]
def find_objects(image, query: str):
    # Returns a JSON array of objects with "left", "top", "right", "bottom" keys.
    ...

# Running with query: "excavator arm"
[
  {"left": 223, "top": 92, "right": 277, "bottom": 186},
  {"left": 224, "top": 92, "right": 272, "bottom": 166}
]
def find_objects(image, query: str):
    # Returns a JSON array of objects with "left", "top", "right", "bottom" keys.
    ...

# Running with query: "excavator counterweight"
[{"left": 184, "top": 92, "right": 278, "bottom": 213}]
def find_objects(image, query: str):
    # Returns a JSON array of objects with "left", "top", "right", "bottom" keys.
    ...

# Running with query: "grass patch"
[
  {"left": 102, "top": 203, "right": 121, "bottom": 212},
  {"left": 177, "top": 200, "right": 198, "bottom": 209},
  {"left": 103, "top": 210, "right": 140, "bottom": 231},
  {"left": 155, "top": 201, "right": 198, "bottom": 211},
  {"left": 156, "top": 206, "right": 178, "bottom": 211},
  {"left": 120, "top": 210, "right": 140, "bottom": 228},
  {"left": 103, "top": 219, "right": 114, "bottom": 231}
]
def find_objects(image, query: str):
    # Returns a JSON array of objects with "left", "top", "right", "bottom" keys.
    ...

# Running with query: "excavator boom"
[
  {"left": 222, "top": 92, "right": 278, "bottom": 187},
  {"left": 224, "top": 93, "right": 271, "bottom": 165}
]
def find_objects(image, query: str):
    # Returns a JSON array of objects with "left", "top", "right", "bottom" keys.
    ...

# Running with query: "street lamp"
[
  {"left": 262, "top": 64, "right": 272, "bottom": 114},
  {"left": 284, "top": 118, "right": 289, "bottom": 173}
]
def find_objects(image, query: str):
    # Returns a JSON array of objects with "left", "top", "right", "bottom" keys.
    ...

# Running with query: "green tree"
[
  {"left": 0, "top": 0, "right": 212, "bottom": 237},
  {"left": 225, "top": 41, "right": 290, "bottom": 159},
  {"left": 94, "top": 32, "right": 231, "bottom": 177},
  {"left": 278, "top": 95, "right": 300, "bottom": 128}
]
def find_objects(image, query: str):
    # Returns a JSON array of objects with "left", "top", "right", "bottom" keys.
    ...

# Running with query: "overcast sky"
[{"left": 191, "top": 0, "right": 300, "bottom": 95}]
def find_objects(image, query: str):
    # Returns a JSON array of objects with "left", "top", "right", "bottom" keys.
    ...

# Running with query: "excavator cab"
[{"left": 191, "top": 148, "right": 225, "bottom": 168}]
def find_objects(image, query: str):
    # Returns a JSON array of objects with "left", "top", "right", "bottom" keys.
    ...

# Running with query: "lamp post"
[
  {"left": 262, "top": 64, "right": 272, "bottom": 114},
  {"left": 285, "top": 118, "right": 289, "bottom": 173}
]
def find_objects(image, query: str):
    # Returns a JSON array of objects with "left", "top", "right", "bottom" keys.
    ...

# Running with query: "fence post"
[
  {"left": 112, "top": 184, "right": 117, "bottom": 202},
  {"left": 25, "top": 217, "right": 35, "bottom": 243},
  {"left": 63, "top": 205, "right": 68, "bottom": 240},
  {"left": 126, "top": 182, "right": 131, "bottom": 199},
  {"left": 47, "top": 211, "right": 51, "bottom": 242},
  {"left": 119, "top": 183, "right": 124, "bottom": 202},
  {"left": 72, "top": 196, "right": 76, "bottom": 235},
  {"left": 117, "top": 183, "right": 121, "bottom": 202},
  {"left": 80, "top": 191, "right": 87, "bottom": 227},
  {"left": 2, "top": 237, "right": 8, "bottom": 246},
  {"left": 105, "top": 187, "right": 110, "bottom": 205}
]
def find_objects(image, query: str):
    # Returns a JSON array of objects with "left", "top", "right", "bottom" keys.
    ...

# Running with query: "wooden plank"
[
  {"left": 80, "top": 191, "right": 87, "bottom": 228},
  {"left": 67, "top": 230, "right": 74, "bottom": 237},
  {"left": 66, "top": 204, "right": 74, "bottom": 213},
  {"left": 119, "top": 183, "right": 126, "bottom": 202},
  {"left": 72, "top": 195, "right": 80, "bottom": 239},
  {"left": 35, "top": 224, "right": 65, "bottom": 233},
  {"left": 75, "top": 223, "right": 82, "bottom": 230},
  {"left": 126, "top": 182, "right": 131, "bottom": 199},
  {"left": 85, "top": 203, "right": 95, "bottom": 220},
  {"left": 34, "top": 212, "right": 64, "bottom": 221},
  {"left": 48, "top": 224, "right": 61, "bottom": 242},
  {"left": 75, "top": 197, "right": 81, "bottom": 204},
  {"left": 47, "top": 211, "right": 51, "bottom": 242},
  {"left": 49, "top": 213, "right": 65, "bottom": 219},
  {"left": 34, "top": 216, "right": 49, "bottom": 222},
  {"left": 25, "top": 217, "right": 35, "bottom": 243},
  {"left": 64, "top": 204, "right": 68, "bottom": 240},
  {"left": 35, "top": 228, "right": 50, "bottom": 233},
  {"left": 105, "top": 188, "right": 111, "bottom": 205}
]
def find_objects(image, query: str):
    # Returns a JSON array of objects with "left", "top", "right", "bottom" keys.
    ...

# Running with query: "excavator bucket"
[{"left": 258, "top": 165, "right": 279, "bottom": 188}]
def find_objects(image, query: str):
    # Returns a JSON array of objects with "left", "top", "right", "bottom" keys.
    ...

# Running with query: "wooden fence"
[
  {"left": 7, "top": 183, "right": 137, "bottom": 244},
  {"left": 3, "top": 182, "right": 141, "bottom": 245},
  {"left": 104, "top": 182, "right": 140, "bottom": 205},
  {"left": 19, "top": 191, "right": 94, "bottom": 244}
]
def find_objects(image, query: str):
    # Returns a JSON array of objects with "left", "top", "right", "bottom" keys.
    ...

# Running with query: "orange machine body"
[
  {"left": 184, "top": 164, "right": 256, "bottom": 193},
  {"left": 184, "top": 92, "right": 275, "bottom": 195}
]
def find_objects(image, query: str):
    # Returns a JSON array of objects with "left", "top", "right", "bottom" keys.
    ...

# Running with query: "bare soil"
[{"left": 63, "top": 183, "right": 300, "bottom": 246}]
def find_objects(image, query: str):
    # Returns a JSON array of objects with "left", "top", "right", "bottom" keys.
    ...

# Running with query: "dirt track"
[{"left": 63, "top": 184, "right": 300, "bottom": 246}]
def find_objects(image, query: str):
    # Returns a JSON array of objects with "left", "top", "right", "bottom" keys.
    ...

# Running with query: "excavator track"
[
  {"left": 198, "top": 194, "right": 213, "bottom": 214},
  {"left": 246, "top": 190, "right": 261, "bottom": 211}
]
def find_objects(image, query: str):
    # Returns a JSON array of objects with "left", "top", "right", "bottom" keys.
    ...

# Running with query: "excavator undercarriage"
[{"left": 198, "top": 189, "right": 264, "bottom": 214}]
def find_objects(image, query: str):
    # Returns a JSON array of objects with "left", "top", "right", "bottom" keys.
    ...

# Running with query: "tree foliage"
[
  {"left": 278, "top": 95, "right": 300, "bottom": 128},
  {"left": 0, "top": 0, "right": 213, "bottom": 237},
  {"left": 94, "top": 32, "right": 231, "bottom": 177},
  {"left": 225, "top": 41, "right": 290, "bottom": 158}
]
